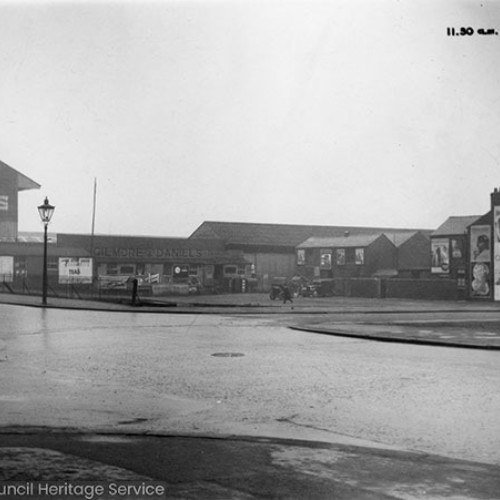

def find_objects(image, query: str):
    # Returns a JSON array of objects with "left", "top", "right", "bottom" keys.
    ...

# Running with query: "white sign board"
[
  {"left": 59, "top": 257, "right": 93, "bottom": 284},
  {"left": 0, "top": 256, "right": 13, "bottom": 282}
]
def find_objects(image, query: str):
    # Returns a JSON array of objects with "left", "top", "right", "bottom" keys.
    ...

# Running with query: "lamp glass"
[{"left": 38, "top": 197, "right": 55, "bottom": 224}]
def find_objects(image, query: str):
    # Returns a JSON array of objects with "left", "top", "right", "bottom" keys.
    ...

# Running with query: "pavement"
[{"left": 1, "top": 291, "right": 500, "bottom": 498}]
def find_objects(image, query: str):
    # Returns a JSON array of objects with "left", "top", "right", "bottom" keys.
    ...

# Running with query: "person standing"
[{"left": 282, "top": 283, "right": 293, "bottom": 304}]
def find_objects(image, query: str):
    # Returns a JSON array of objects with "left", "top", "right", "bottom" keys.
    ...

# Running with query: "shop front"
[{"left": 57, "top": 234, "right": 253, "bottom": 295}]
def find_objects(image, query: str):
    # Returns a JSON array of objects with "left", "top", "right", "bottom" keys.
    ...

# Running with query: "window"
[
  {"left": 355, "top": 248, "right": 364, "bottom": 265},
  {"left": 224, "top": 265, "right": 237, "bottom": 276}
]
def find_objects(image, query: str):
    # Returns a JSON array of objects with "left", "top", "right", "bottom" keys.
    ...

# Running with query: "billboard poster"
[
  {"left": 59, "top": 257, "right": 93, "bottom": 284},
  {"left": 355, "top": 248, "right": 364, "bottom": 265},
  {"left": 450, "top": 238, "right": 463, "bottom": 260},
  {"left": 431, "top": 238, "right": 449, "bottom": 273},
  {"left": 0, "top": 256, "right": 13, "bottom": 282},
  {"left": 471, "top": 262, "right": 491, "bottom": 298},
  {"left": 494, "top": 207, "right": 500, "bottom": 301},
  {"left": 470, "top": 225, "right": 491, "bottom": 262},
  {"left": 320, "top": 249, "right": 332, "bottom": 269},
  {"left": 335, "top": 249, "right": 345, "bottom": 265},
  {"left": 297, "top": 249, "right": 305, "bottom": 265}
]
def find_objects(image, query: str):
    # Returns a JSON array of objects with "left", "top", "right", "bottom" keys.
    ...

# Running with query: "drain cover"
[{"left": 211, "top": 352, "right": 245, "bottom": 357}]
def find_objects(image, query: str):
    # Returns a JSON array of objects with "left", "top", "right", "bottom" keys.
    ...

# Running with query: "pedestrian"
[{"left": 282, "top": 283, "right": 293, "bottom": 304}]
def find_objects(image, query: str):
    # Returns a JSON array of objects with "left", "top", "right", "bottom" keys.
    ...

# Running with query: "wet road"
[{"left": 1, "top": 304, "right": 499, "bottom": 466}]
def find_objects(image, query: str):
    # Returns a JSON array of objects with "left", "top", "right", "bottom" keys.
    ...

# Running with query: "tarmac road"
[{"left": 1, "top": 294, "right": 500, "bottom": 498}]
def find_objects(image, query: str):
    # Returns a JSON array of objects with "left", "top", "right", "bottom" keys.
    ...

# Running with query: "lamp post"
[{"left": 37, "top": 197, "right": 55, "bottom": 305}]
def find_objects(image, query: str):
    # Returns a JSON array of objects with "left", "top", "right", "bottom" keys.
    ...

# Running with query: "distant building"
[
  {"left": 190, "top": 221, "right": 431, "bottom": 290},
  {"left": 0, "top": 160, "right": 40, "bottom": 241},
  {"left": 431, "top": 215, "right": 482, "bottom": 298}
]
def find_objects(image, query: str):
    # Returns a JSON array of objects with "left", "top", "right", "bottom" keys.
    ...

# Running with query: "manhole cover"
[{"left": 211, "top": 352, "right": 245, "bottom": 358}]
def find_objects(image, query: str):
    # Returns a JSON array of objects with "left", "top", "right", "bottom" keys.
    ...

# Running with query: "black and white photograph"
[{"left": 0, "top": 1, "right": 500, "bottom": 498}]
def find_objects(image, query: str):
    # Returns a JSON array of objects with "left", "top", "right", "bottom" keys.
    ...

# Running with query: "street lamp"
[{"left": 37, "top": 197, "right": 55, "bottom": 305}]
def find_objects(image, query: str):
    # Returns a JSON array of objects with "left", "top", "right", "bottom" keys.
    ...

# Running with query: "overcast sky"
[{"left": 2, "top": 0, "right": 500, "bottom": 237}]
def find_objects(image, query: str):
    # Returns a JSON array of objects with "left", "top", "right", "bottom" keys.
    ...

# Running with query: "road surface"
[{"left": 1, "top": 304, "right": 499, "bottom": 466}]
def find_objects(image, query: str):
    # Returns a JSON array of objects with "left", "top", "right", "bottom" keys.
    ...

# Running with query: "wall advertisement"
[
  {"left": 470, "top": 225, "right": 491, "bottom": 263},
  {"left": 0, "top": 256, "right": 13, "bottom": 282},
  {"left": 431, "top": 238, "right": 449, "bottom": 273},
  {"left": 59, "top": 257, "right": 93, "bottom": 284},
  {"left": 471, "top": 262, "right": 491, "bottom": 298},
  {"left": 320, "top": 249, "right": 332, "bottom": 269},
  {"left": 494, "top": 207, "right": 500, "bottom": 300}
]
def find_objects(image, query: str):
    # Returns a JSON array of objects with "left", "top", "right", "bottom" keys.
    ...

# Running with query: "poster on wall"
[
  {"left": 450, "top": 239, "right": 463, "bottom": 260},
  {"left": 471, "top": 262, "right": 491, "bottom": 298},
  {"left": 0, "top": 256, "right": 13, "bottom": 282},
  {"left": 297, "top": 249, "right": 305, "bottom": 265},
  {"left": 355, "top": 248, "right": 364, "bottom": 265},
  {"left": 335, "top": 249, "right": 345, "bottom": 265},
  {"left": 431, "top": 238, "right": 449, "bottom": 273},
  {"left": 470, "top": 225, "right": 491, "bottom": 263},
  {"left": 320, "top": 249, "right": 332, "bottom": 269},
  {"left": 494, "top": 207, "right": 500, "bottom": 301},
  {"left": 59, "top": 258, "right": 93, "bottom": 284}
]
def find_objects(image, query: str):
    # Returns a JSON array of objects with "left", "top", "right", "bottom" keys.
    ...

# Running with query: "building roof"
[
  {"left": 297, "top": 234, "right": 387, "bottom": 248},
  {"left": 432, "top": 216, "right": 482, "bottom": 236},
  {"left": 190, "top": 221, "right": 429, "bottom": 248},
  {"left": 384, "top": 231, "right": 423, "bottom": 247},
  {"left": 0, "top": 160, "right": 40, "bottom": 191}
]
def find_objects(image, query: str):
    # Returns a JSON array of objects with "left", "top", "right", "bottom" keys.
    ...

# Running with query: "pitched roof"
[
  {"left": 190, "top": 221, "right": 429, "bottom": 248},
  {"left": 384, "top": 231, "right": 424, "bottom": 247},
  {"left": 0, "top": 160, "right": 40, "bottom": 191},
  {"left": 297, "top": 234, "right": 387, "bottom": 248},
  {"left": 432, "top": 216, "right": 482, "bottom": 236}
]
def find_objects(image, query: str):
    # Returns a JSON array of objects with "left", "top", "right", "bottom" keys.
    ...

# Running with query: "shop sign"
[
  {"left": 431, "top": 238, "right": 449, "bottom": 273},
  {"left": 172, "top": 264, "right": 189, "bottom": 278},
  {"left": 93, "top": 247, "right": 217, "bottom": 259},
  {"left": 59, "top": 257, "right": 93, "bottom": 284}
]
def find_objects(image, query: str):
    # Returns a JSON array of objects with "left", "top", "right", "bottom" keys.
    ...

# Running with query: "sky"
[{"left": 1, "top": 0, "right": 500, "bottom": 237}]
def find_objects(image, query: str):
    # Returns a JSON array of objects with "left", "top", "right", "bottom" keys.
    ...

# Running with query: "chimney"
[
  {"left": 491, "top": 188, "right": 500, "bottom": 210},
  {"left": 344, "top": 231, "right": 350, "bottom": 237}
]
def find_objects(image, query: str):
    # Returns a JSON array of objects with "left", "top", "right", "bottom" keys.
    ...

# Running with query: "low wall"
[{"left": 332, "top": 278, "right": 458, "bottom": 300}]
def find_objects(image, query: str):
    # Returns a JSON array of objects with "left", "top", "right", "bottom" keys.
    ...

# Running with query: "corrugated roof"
[
  {"left": 432, "top": 216, "right": 482, "bottom": 236},
  {"left": 190, "top": 221, "right": 429, "bottom": 248},
  {"left": 298, "top": 234, "right": 386, "bottom": 248},
  {"left": 0, "top": 160, "right": 40, "bottom": 191}
]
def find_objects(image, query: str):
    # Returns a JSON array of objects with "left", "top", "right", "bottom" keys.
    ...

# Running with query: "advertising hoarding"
[
  {"left": 59, "top": 257, "right": 93, "bottom": 284},
  {"left": 431, "top": 238, "right": 449, "bottom": 273}
]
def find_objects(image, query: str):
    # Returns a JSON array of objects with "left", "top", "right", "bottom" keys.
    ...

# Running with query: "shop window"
[
  {"left": 189, "top": 265, "right": 199, "bottom": 276},
  {"left": 106, "top": 264, "right": 119, "bottom": 276},
  {"left": 120, "top": 265, "right": 135, "bottom": 275},
  {"left": 237, "top": 264, "right": 246, "bottom": 275},
  {"left": 224, "top": 265, "right": 237, "bottom": 276}
]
